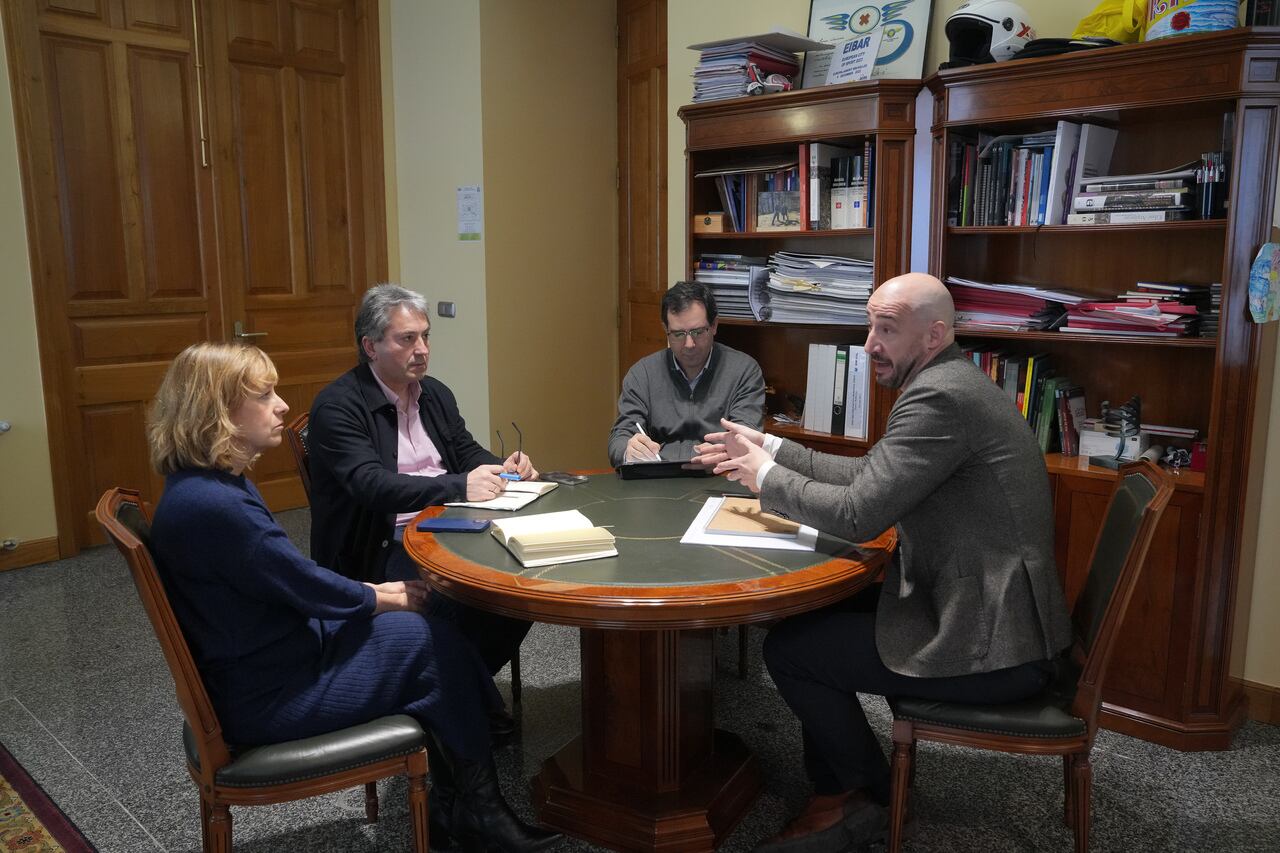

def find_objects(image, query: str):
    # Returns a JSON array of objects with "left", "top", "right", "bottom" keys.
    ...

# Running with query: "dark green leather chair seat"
[
  {"left": 184, "top": 715, "right": 426, "bottom": 787},
  {"left": 890, "top": 665, "right": 1085, "bottom": 739}
]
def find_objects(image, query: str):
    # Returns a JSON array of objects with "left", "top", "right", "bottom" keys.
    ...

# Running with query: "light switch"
[{"left": 437, "top": 301, "right": 457, "bottom": 318}]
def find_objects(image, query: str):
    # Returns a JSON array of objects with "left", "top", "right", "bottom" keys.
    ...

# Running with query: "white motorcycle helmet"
[{"left": 944, "top": 0, "right": 1037, "bottom": 67}]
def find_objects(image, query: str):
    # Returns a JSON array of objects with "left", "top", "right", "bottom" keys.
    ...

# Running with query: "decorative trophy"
[{"left": 1089, "top": 396, "right": 1141, "bottom": 470}]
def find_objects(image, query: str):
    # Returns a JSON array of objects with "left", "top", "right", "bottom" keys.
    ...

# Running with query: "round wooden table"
[{"left": 403, "top": 474, "right": 892, "bottom": 853}]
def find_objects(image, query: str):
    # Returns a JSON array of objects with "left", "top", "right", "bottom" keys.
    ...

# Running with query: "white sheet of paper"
[
  {"left": 457, "top": 185, "right": 482, "bottom": 241},
  {"left": 680, "top": 497, "right": 819, "bottom": 552},
  {"left": 445, "top": 480, "right": 554, "bottom": 511},
  {"left": 825, "top": 30, "right": 884, "bottom": 86}
]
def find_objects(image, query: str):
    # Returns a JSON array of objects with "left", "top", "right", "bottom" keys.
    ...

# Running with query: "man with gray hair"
[{"left": 308, "top": 284, "right": 533, "bottom": 729}]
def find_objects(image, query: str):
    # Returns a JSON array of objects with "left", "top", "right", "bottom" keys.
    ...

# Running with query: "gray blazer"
[{"left": 761, "top": 344, "right": 1072, "bottom": 678}]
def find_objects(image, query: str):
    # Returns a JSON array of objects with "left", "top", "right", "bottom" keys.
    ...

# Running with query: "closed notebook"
[
  {"left": 489, "top": 509, "right": 617, "bottom": 568},
  {"left": 704, "top": 497, "right": 801, "bottom": 539}
]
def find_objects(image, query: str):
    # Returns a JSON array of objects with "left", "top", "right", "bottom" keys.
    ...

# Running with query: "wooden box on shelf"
[
  {"left": 678, "top": 81, "right": 922, "bottom": 455},
  {"left": 928, "top": 29, "right": 1280, "bottom": 749}
]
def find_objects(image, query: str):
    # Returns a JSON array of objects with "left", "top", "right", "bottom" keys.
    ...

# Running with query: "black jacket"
[{"left": 308, "top": 363, "right": 498, "bottom": 582}]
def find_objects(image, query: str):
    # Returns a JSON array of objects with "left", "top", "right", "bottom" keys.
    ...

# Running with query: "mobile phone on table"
[
  {"left": 542, "top": 472, "right": 589, "bottom": 485},
  {"left": 417, "top": 517, "right": 491, "bottom": 533}
]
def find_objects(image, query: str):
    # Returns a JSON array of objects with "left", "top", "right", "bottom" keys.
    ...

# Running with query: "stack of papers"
[
  {"left": 693, "top": 254, "right": 767, "bottom": 319},
  {"left": 687, "top": 30, "right": 826, "bottom": 103},
  {"left": 681, "top": 497, "right": 817, "bottom": 551},
  {"left": 1062, "top": 300, "right": 1197, "bottom": 338},
  {"left": 754, "top": 252, "right": 874, "bottom": 324},
  {"left": 490, "top": 510, "right": 617, "bottom": 568},
  {"left": 945, "top": 276, "right": 1090, "bottom": 332}
]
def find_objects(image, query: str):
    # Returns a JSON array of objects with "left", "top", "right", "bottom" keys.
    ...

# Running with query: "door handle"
[{"left": 234, "top": 321, "right": 268, "bottom": 341}]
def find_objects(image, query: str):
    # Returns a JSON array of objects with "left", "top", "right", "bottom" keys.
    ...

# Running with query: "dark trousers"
[
  {"left": 386, "top": 542, "right": 532, "bottom": 678},
  {"left": 763, "top": 585, "right": 1051, "bottom": 804}
]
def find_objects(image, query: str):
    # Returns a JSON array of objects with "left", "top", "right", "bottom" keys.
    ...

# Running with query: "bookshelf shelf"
[
  {"left": 694, "top": 228, "right": 875, "bottom": 240},
  {"left": 1044, "top": 453, "right": 1203, "bottom": 493},
  {"left": 770, "top": 423, "right": 870, "bottom": 449},
  {"left": 954, "top": 329, "right": 1218, "bottom": 349},
  {"left": 946, "top": 220, "right": 1228, "bottom": 236},
  {"left": 929, "top": 28, "right": 1280, "bottom": 750},
  {"left": 718, "top": 317, "right": 869, "bottom": 331}
]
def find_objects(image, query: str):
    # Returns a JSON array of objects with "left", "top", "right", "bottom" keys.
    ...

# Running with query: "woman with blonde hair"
[{"left": 147, "top": 342, "right": 558, "bottom": 853}]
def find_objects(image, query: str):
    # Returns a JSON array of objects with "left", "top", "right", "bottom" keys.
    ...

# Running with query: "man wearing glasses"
[{"left": 608, "top": 281, "right": 765, "bottom": 466}]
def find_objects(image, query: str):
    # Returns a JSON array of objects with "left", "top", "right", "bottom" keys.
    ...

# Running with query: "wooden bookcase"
[
  {"left": 928, "top": 29, "right": 1280, "bottom": 749},
  {"left": 677, "top": 81, "right": 922, "bottom": 454}
]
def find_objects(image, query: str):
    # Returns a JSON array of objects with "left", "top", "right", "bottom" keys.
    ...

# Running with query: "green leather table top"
[{"left": 413, "top": 474, "right": 874, "bottom": 587}]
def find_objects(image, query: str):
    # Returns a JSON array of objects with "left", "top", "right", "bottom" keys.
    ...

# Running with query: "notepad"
[
  {"left": 704, "top": 496, "right": 801, "bottom": 539},
  {"left": 445, "top": 480, "right": 558, "bottom": 511},
  {"left": 490, "top": 509, "right": 618, "bottom": 568}
]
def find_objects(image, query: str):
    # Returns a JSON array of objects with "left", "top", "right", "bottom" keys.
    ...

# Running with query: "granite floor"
[{"left": 1, "top": 508, "right": 1277, "bottom": 853}]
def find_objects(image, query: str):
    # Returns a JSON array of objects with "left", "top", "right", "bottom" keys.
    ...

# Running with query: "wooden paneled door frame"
[
  {"left": 3, "top": 0, "right": 387, "bottom": 558},
  {"left": 616, "top": 0, "right": 666, "bottom": 383}
]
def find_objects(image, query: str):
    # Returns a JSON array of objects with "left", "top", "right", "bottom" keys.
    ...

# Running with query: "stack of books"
[
  {"left": 1061, "top": 300, "right": 1198, "bottom": 338},
  {"left": 1204, "top": 283, "right": 1222, "bottom": 338},
  {"left": 692, "top": 254, "right": 767, "bottom": 320},
  {"left": 757, "top": 252, "right": 873, "bottom": 324},
  {"left": 690, "top": 39, "right": 798, "bottom": 102},
  {"left": 808, "top": 141, "right": 875, "bottom": 229},
  {"left": 944, "top": 277, "right": 1087, "bottom": 331},
  {"left": 1066, "top": 162, "right": 1198, "bottom": 225},
  {"left": 1114, "top": 281, "right": 1215, "bottom": 337}
]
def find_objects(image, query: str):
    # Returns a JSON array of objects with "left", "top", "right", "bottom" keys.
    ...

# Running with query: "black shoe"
[
  {"left": 451, "top": 756, "right": 561, "bottom": 853},
  {"left": 489, "top": 708, "right": 519, "bottom": 744}
]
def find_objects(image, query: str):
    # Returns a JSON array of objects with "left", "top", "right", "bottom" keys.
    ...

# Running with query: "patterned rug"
[{"left": 0, "top": 740, "right": 96, "bottom": 852}]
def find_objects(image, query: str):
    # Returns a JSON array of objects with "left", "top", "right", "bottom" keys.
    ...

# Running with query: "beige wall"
[
  {"left": 666, "top": 0, "right": 1280, "bottom": 689},
  {"left": 479, "top": 0, "right": 618, "bottom": 471},
  {"left": 383, "top": 0, "right": 492, "bottom": 441},
  {"left": 0, "top": 13, "right": 58, "bottom": 549}
]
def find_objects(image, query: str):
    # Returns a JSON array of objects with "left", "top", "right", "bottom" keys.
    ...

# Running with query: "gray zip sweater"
[{"left": 607, "top": 342, "right": 765, "bottom": 466}]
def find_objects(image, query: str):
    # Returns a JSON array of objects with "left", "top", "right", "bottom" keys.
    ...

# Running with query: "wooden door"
[
  {"left": 617, "top": 0, "right": 666, "bottom": 379},
  {"left": 5, "top": 0, "right": 386, "bottom": 554},
  {"left": 4, "top": 0, "right": 222, "bottom": 550},
  {"left": 201, "top": 0, "right": 386, "bottom": 509}
]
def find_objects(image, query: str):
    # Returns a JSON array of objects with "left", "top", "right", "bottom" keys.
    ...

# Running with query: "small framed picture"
[{"left": 802, "top": 1, "right": 934, "bottom": 88}]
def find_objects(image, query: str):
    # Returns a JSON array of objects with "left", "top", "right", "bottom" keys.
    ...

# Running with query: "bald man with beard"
[{"left": 695, "top": 274, "right": 1072, "bottom": 852}]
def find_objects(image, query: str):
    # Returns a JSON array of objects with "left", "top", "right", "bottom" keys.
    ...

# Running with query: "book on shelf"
[
  {"left": 1066, "top": 209, "right": 1192, "bottom": 225},
  {"left": 1055, "top": 384, "right": 1087, "bottom": 457},
  {"left": 1082, "top": 177, "right": 1189, "bottom": 193},
  {"left": 489, "top": 509, "right": 617, "bottom": 568},
  {"left": 809, "top": 142, "right": 859, "bottom": 229},
  {"left": 705, "top": 496, "right": 801, "bottom": 538},
  {"left": 1072, "top": 188, "right": 1192, "bottom": 211},
  {"left": 1067, "top": 124, "right": 1118, "bottom": 218},
  {"left": 756, "top": 166, "right": 803, "bottom": 231}
]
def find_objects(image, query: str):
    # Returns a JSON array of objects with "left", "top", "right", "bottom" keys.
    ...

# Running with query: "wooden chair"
[
  {"left": 886, "top": 459, "right": 1175, "bottom": 853},
  {"left": 285, "top": 412, "right": 524, "bottom": 709},
  {"left": 285, "top": 412, "right": 312, "bottom": 502},
  {"left": 95, "top": 488, "right": 430, "bottom": 853}
]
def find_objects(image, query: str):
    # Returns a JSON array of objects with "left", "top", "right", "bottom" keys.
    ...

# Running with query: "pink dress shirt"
[{"left": 370, "top": 371, "right": 448, "bottom": 528}]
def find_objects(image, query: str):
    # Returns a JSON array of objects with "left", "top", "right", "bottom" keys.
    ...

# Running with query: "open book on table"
[
  {"left": 490, "top": 509, "right": 617, "bottom": 568},
  {"left": 445, "top": 480, "right": 557, "bottom": 511}
]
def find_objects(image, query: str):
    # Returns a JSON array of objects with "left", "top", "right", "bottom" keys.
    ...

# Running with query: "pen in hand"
[{"left": 634, "top": 422, "right": 662, "bottom": 462}]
